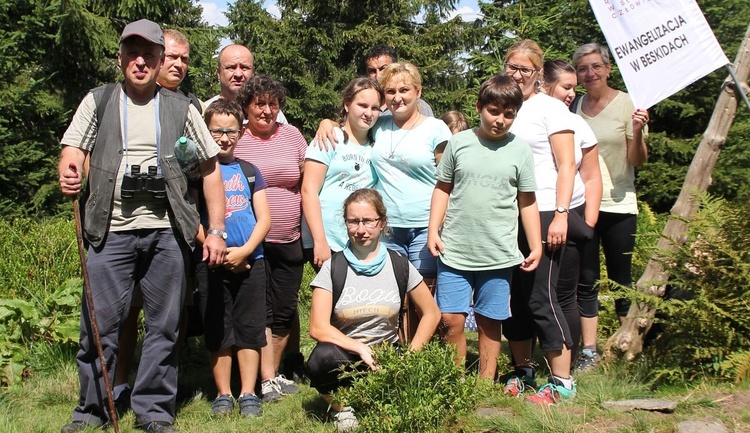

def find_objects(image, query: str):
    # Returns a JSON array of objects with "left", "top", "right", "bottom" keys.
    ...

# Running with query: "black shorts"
[
  {"left": 196, "top": 259, "right": 268, "bottom": 352},
  {"left": 263, "top": 240, "right": 305, "bottom": 332}
]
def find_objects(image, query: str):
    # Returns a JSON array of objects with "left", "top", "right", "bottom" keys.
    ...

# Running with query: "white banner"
[{"left": 588, "top": 0, "right": 729, "bottom": 109}]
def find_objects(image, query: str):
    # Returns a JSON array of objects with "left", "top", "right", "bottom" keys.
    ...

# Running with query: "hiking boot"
[
  {"left": 211, "top": 394, "right": 234, "bottom": 415},
  {"left": 525, "top": 381, "right": 576, "bottom": 406},
  {"left": 575, "top": 349, "right": 598, "bottom": 372},
  {"left": 274, "top": 373, "right": 300, "bottom": 395},
  {"left": 238, "top": 393, "right": 262, "bottom": 418},
  {"left": 260, "top": 379, "right": 282, "bottom": 403},
  {"left": 502, "top": 375, "right": 536, "bottom": 397},
  {"left": 329, "top": 406, "right": 358, "bottom": 433},
  {"left": 61, "top": 420, "right": 102, "bottom": 433},
  {"left": 140, "top": 421, "right": 178, "bottom": 433},
  {"left": 114, "top": 386, "right": 132, "bottom": 417}
]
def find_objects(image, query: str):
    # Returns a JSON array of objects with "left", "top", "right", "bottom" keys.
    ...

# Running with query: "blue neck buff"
[{"left": 342, "top": 242, "right": 387, "bottom": 276}]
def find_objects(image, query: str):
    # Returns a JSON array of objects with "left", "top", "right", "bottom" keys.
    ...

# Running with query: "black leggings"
[
  {"left": 577, "top": 211, "right": 637, "bottom": 318},
  {"left": 306, "top": 342, "right": 368, "bottom": 395},
  {"left": 557, "top": 205, "right": 595, "bottom": 356}
]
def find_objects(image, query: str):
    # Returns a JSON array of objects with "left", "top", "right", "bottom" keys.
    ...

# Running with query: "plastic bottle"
[{"left": 173, "top": 136, "right": 201, "bottom": 180}]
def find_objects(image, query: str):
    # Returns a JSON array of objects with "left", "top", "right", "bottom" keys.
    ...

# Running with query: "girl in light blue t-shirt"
[{"left": 302, "top": 77, "right": 385, "bottom": 269}]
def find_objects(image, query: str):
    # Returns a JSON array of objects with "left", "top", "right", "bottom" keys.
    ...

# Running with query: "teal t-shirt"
[
  {"left": 435, "top": 129, "right": 536, "bottom": 271},
  {"left": 304, "top": 128, "right": 378, "bottom": 251},
  {"left": 371, "top": 116, "right": 451, "bottom": 227}
]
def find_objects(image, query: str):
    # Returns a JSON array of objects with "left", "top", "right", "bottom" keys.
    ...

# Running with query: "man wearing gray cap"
[{"left": 57, "top": 19, "right": 226, "bottom": 433}]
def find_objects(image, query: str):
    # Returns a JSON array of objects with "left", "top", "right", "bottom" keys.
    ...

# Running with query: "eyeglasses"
[
  {"left": 505, "top": 63, "right": 538, "bottom": 77},
  {"left": 576, "top": 63, "right": 606, "bottom": 74},
  {"left": 345, "top": 218, "right": 381, "bottom": 229},
  {"left": 209, "top": 129, "right": 241, "bottom": 140}
]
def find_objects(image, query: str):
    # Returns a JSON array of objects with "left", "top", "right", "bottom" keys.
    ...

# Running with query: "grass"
[{"left": 2, "top": 258, "right": 750, "bottom": 432}]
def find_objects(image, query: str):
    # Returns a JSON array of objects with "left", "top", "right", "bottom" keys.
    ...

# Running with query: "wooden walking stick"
[{"left": 71, "top": 164, "right": 120, "bottom": 433}]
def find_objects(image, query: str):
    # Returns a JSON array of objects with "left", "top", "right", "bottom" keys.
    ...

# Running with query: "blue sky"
[{"left": 199, "top": 0, "right": 482, "bottom": 28}]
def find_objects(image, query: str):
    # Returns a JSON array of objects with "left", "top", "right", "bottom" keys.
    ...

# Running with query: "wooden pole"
[{"left": 605, "top": 23, "right": 750, "bottom": 361}]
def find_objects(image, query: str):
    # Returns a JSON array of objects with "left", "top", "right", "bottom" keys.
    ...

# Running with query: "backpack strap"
[
  {"left": 570, "top": 93, "right": 582, "bottom": 113},
  {"left": 236, "top": 158, "right": 257, "bottom": 195},
  {"left": 387, "top": 249, "right": 410, "bottom": 341},
  {"left": 188, "top": 92, "right": 203, "bottom": 114},
  {"left": 93, "top": 83, "right": 118, "bottom": 129},
  {"left": 329, "top": 251, "right": 349, "bottom": 320}
]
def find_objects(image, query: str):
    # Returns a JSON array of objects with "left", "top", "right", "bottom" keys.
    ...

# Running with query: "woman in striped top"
[{"left": 235, "top": 75, "right": 307, "bottom": 403}]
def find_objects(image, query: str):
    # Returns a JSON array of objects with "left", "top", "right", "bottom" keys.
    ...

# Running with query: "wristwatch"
[
  {"left": 555, "top": 205, "right": 569, "bottom": 214},
  {"left": 207, "top": 228, "right": 228, "bottom": 240}
]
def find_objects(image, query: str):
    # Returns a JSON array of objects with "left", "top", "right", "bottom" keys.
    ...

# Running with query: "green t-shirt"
[{"left": 435, "top": 129, "right": 536, "bottom": 271}]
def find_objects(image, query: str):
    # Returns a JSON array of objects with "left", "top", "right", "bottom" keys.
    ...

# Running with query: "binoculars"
[{"left": 121, "top": 165, "right": 166, "bottom": 199}]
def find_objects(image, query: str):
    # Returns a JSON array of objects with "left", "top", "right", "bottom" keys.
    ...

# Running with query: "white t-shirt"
[
  {"left": 509, "top": 93, "right": 574, "bottom": 211},
  {"left": 570, "top": 112, "right": 598, "bottom": 208}
]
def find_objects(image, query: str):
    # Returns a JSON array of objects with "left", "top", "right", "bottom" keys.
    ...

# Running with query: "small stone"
[
  {"left": 677, "top": 416, "right": 727, "bottom": 433},
  {"left": 601, "top": 398, "right": 678, "bottom": 413}
]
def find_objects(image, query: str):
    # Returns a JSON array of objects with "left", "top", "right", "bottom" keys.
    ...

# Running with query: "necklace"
[
  {"left": 388, "top": 114, "right": 422, "bottom": 159},
  {"left": 584, "top": 89, "right": 613, "bottom": 115},
  {"left": 342, "top": 125, "right": 368, "bottom": 171}
]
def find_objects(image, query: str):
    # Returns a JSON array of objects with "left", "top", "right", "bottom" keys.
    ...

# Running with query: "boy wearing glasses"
[
  {"left": 194, "top": 99, "right": 272, "bottom": 417},
  {"left": 427, "top": 75, "right": 542, "bottom": 381}
]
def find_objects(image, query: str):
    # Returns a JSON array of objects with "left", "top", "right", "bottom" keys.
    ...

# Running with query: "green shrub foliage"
[
  {"left": 335, "top": 342, "right": 478, "bottom": 433},
  {"left": 0, "top": 218, "right": 81, "bottom": 384},
  {"left": 643, "top": 194, "right": 750, "bottom": 383}
]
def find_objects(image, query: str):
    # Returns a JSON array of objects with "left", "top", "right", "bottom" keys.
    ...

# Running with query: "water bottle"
[{"left": 173, "top": 136, "right": 201, "bottom": 180}]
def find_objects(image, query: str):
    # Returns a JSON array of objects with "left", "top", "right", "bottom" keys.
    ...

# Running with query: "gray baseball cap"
[{"left": 120, "top": 19, "right": 164, "bottom": 47}]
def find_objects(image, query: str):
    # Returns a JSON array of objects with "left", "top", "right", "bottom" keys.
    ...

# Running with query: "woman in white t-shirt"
[
  {"left": 306, "top": 188, "right": 440, "bottom": 431},
  {"left": 541, "top": 59, "right": 603, "bottom": 370},
  {"left": 572, "top": 43, "right": 649, "bottom": 372},
  {"left": 499, "top": 39, "right": 578, "bottom": 405}
]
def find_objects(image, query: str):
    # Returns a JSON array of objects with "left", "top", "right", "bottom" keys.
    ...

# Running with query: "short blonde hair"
[
  {"left": 378, "top": 62, "right": 422, "bottom": 90},
  {"left": 505, "top": 39, "right": 544, "bottom": 71}
]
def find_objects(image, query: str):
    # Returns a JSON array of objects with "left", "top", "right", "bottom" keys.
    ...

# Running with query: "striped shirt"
[{"left": 234, "top": 123, "right": 307, "bottom": 243}]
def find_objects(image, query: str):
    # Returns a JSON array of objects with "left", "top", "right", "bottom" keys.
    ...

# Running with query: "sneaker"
[
  {"left": 329, "top": 406, "right": 359, "bottom": 433},
  {"left": 502, "top": 375, "right": 536, "bottom": 397},
  {"left": 525, "top": 382, "right": 576, "bottom": 406},
  {"left": 260, "top": 379, "right": 282, "bottom": 403},
  {"left": 274, "top": 373, "right": 300, "bottom": 395},
  {"left": 211, "top": 394, "right": 234, "bottom": 415},
  {"left": 140, "top": 421, "right": 178, "bottom": 433},
  {"left": 238, "top": 393, "right": 262, "bottom": 418},
  {"left": 575, "top": 350, "right": 598, "bottom": 372},
  {"left": 61, "top": 420, "right": 102, "bottom": 433}
]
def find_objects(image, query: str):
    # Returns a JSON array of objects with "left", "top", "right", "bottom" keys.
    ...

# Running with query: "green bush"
[
  {"left": 597, "top": 202, "right": 665, "bottom": 338},
  {"left": 335, "top": 342, "right": 479, "bottom": 433},
  {"left": 0, "top": 218, "right": 81, "bottom": 385},
  {"left": 642, "top": 194, "right": 750, "bottom": 383}
]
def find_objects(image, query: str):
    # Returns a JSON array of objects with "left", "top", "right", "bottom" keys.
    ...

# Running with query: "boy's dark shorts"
[{"left": 196, "top": 258, "right": 268, "bottom": 352}]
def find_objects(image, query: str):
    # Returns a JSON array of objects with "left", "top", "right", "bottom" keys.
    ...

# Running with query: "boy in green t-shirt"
[{"left": 427, "top": 75, "right": 542, "bottom": 381}]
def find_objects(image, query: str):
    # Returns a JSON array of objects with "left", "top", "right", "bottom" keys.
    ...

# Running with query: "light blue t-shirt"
[
  {"left": 305, "top": 128, "right": 378, "bottom": 251},
  {"left": 371, "top": 116, "right": 451, "bottom": 227}
]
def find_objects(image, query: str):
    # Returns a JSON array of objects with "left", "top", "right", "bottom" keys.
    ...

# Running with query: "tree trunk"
[{"left": 605, "top": 23, "right": 750, "bottom": 361}]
